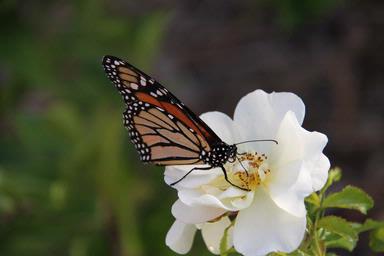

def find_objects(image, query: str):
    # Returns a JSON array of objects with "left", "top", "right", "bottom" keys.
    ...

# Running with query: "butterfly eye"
[{"left": 228, "top": 157, "right": 236, "bottom": 163}]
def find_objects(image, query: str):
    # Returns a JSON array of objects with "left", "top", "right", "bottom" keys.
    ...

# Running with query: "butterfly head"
[{"left": 227, "top": 144, "right": 238, "bottom": 163}]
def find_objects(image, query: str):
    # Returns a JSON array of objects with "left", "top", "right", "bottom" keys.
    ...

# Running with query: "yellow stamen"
[{"left": 205, "top": 152, "right": 271, "bottom": 191}]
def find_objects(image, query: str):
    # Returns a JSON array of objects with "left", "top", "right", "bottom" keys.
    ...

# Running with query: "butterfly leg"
[
  {"left": 220, "top": 166, "right": 250, "bottom": 191},
  {"left": 236, "top": 156, "right": 249, "bottom": 176},
  {"left": 236, "top": 152, "right": 249, "bottom": 176},
  {"left": 170, "top": 166, "right": 213, "bottom": 187}
]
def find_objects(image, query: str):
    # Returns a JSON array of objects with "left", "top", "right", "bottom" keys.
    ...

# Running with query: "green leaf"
[
  {"left": 268, "top": 252, "right": 289, "bottom": 256},
  {"left": 354, "top": 219, "right": 384, "bottom": 233},
  {"left": 322, "top": 233, "right": 355, "bottom": 252},
  {"left": 355, "top": 220, "right": 384, "bottom": 252},
  {"left": 305, "top": 192, "right": 320, "bottom": 207},
  {"left": 221, "top": 247, "right": 241, "bottom": 256},
  {"left": 288, "top": 250, "right": 311, "bottom": 256},
  {"left": 318, "top": 216, "right": 358, "bottom": 251},
  {"left": 305, "top": 193, "right": 321, "bottom": 217},
  {"left": 322, "top": 185, "right": 374, "bottom": 214},
  {"left": 351, "top": 219, "right": 384, "bottom": 252},
  {"left": 370, "top": 227, "right": 384, "bottom": 252},
  {"left": 220, "top": 223, "right": 233, "bottom": 256}
]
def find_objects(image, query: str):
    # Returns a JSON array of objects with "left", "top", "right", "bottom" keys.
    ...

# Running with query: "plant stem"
[{"left": 312, "top": 192, "right": 325, "bottom": 256}]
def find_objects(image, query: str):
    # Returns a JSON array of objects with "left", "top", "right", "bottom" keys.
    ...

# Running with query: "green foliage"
[
  {"left": 222, "top": 168, "right": 384, "bottom": 256},
  {"left": 220, "top": 223, "right": 237, "bottom": 256},
  {"left": 263, "top": 0, "right": 345, "bottom": 30},
  {"left": 370, "top": 226, "right": 384, "bottom": 252},
  {"left": 318, "top": 216, "right": 358, "bottom": 251},
  {"left": 322, "top": 186, "right": 374, "bottom": 214},
  {"left": 355, "top": 219, "right": 384, "bottom": 233},
  {"left": 0, "top": 2, "right": 380, "bottom": 256},
  {"left": 301, "top": 168, "right": 383, "bottom": 255},
  {"left": 0, "top": 2, "right": 201, "bottom": 256}
]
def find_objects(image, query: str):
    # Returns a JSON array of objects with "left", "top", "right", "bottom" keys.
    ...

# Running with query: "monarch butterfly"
[{"left": 102, "top": 55, "right": 276, "bottom": 190}]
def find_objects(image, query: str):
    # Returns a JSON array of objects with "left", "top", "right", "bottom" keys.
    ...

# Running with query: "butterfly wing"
[{"left": 102, "top": 55, "right": 222, "bottom": 166}]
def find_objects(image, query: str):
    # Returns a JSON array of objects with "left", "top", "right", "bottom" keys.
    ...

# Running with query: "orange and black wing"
[{"left": 102, "top": 55, "right": 222, "bottom": 166}]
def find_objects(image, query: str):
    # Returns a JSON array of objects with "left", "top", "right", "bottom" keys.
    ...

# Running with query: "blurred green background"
[{"left": 0, "top": 1, "right": 383, "bottom": 255}]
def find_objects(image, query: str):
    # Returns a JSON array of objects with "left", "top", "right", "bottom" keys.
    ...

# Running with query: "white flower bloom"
[
  {"left": 166, "top": 217, "right": 233, "bottom": 255},
  {"left": 165, "top": 90, "right": 330, "bottom": 256}
]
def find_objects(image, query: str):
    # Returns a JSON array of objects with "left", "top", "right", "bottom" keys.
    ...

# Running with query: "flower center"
[
  {"left": 230, "top": 152, "right": 271, "bottom": 191},
  {"left": 206, "top": 152, "right": 272, "bottom": 191}
]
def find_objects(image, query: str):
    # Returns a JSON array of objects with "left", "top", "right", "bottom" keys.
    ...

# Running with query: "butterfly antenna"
[
  {"left": 235, "top": 139, "right": 278, "bottom": 146},
  {"left": 236, "top": 156, "right": 249, "bottom": 176}
]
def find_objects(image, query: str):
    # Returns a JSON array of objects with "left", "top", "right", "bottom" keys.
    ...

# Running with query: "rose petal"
[
  {"left": 172, "top": 199, "right": 226, "bottom": 224},
  {"left": 233, "top": 188, "right": 306, "bottom": 256},
  {"left": 307, "top": 153, "right": 330, "bottom": 191},
  {"left": 178, "top": 187, "right": 251, "bottom": 211},
  {"left": 266, "top": 111, "right": 329, "bottom": 216},
  {"left": 201, "top": 216, "right": 233, "bottom": 255},
  {"left": 164, "top": 165, "right": 221, "bottom": 189},
  {"left": 234, "top": 90, "right": 305, "bottom": 153},
  {"left": 166, "top": 220, "right": 197, "bottom": 254},
  {"left": 269, "top": 111, "right": 305, "bottom": 169},
  {"left": 200, "top": 111, "right": 236, "bottom": 144},
  {"left": 270, "top": 111, "right": 329, "bottom": 194},
  {"left": 267, "top": 160, "right": 307, "bottom": 217},
  {"left": 217, "top": 187, "right": 254, "bottom": 210},
  {"left": 299, "top": 131, "right": 329, "bottom": 192}
]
